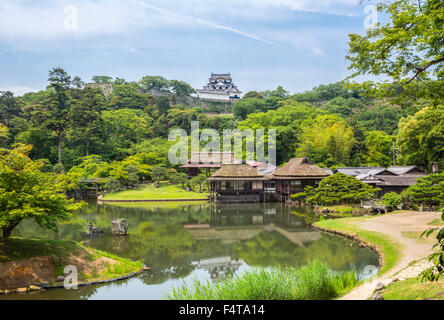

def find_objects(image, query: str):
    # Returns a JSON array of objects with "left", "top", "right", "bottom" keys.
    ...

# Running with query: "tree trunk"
[{"left": 1, "top": 225, "right": 14, "bottom": 241}]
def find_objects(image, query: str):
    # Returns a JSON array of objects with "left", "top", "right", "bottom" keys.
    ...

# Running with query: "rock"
[
  {"left": 111, "top": 218, "right": 128, "bottom": 236},
  {"left": 86, "top": 222, "right": 104, "bottom": 235},
  {"left": 358, "top": 242, "right": 367, "bottom": 248},
  {"left": 16, "top": 287, "right": 28, "bottom": 293},
  {"left": 391, "top": 278, "right": 399, "bottom": 283},
  {"left": 28, "top": 285, "right": 41, "bottom": 291},
  {"left": 321, "top": 208, "right": 329, "bottom": 214},
  {"left": 56, "top": 275, "right": 65, "bottom": 282},
  {"left": 375, "top": 282, "right": 385, "bottom": 291},
  {"left": 371, "top": 292, "right": 384, "bottom": 300}
]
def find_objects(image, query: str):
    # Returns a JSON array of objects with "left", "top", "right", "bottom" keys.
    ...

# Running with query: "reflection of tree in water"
[
  {"left": 234, "top": 231, "right": 379, "bottom": 272},
  {"left": 11, "top": 202, "right": 379, "bottom": 294}
]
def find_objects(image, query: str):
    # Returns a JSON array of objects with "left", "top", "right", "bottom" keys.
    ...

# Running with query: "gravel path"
[{"left": 340, "top": 211, "right": 440, "bottom": 300}]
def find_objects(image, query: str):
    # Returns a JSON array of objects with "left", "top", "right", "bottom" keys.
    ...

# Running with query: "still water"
[{"left": 4, "top": 202, "right": 379, "bottom": 300}]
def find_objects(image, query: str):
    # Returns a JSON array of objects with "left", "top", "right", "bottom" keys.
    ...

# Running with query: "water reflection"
[{"left": 5, "top": 202, "right": 379, "bottom": 300}]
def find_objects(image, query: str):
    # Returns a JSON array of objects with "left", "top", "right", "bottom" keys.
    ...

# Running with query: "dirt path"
[{"left": 340, "top": 211, "right": 440, "bottom": 300}]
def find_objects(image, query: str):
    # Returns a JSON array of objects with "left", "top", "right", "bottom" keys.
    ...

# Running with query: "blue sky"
[{"left": 0, "top": 0, "right": 380, "bottom": 96}]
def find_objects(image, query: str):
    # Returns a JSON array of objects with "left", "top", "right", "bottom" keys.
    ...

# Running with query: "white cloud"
[
  {"left": 0, "top": 0, "right": 366, "bottom": 42},
  {"left": 0, "top": 86, "right": 41, "bottom": 96}
]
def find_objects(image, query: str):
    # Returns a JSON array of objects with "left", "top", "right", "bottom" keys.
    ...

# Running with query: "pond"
[{"left": 3, "top": 202, "right": 379, "bottom": 300}]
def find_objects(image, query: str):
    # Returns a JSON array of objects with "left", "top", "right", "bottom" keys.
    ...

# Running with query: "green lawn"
[
  {"left": 382, "top": 278, "right": 444, "bottom": 300},
  {"left": 314, "top": 217, "right": 402, "bottom": 275},
  {"left": 0, "top": 238, "right": 82, "bottom": 263},
  {"left": 103, "top": 184, "right": 209, "bottom": 201}
]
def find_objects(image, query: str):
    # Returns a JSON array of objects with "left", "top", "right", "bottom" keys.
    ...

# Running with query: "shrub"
[
  {"left": 167, "top": 260, "right": 359, "bottom": 300},
  {"left": 382, "top": 192, "right": 402, "bottom": 211},
  {"left": 305, "top": 173, "right": 379, "bottom": 206},
  {"left": 402, "top": 173, "right": 444, "bottom": 207}
]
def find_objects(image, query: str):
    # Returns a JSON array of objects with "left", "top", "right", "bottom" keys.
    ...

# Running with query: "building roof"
[
  {"left": 208, "top": 164, "right": 267, "bottom": 181},
  {"left": 363, "top": 175, "right": 422, "bottom": 187},
  {"left": 335, "top": 167, "right": 385, "bottom": 177},
  {"left": 387, "top": 166, "right": 425, "bottom": 175},
  {"left": 336, "top": 165, "right": 425, "bottom": 177},
  {"left": 273, "top": 158, "right": 329, "bottom": 178}
]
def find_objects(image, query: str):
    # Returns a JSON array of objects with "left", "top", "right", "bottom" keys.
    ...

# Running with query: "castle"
[{"left": 197, "top": 73, "right": 242, "bottom": 102}]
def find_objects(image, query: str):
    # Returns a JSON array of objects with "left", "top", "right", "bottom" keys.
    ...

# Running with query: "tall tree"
[
  {"left": 397, "top": 105, "right": 444, "bottom": 171},
  {"left": 44, "top": 68, "right": 73, "bottom": 164},
  {"left": 139, "top": 75, "right": 171, "bottom": 91},
  {"left": 68, "top": 87, "right": 105, "bottom": 156},
  {"left": 0, "top": 91, "right": 19, "bottom": 126}
]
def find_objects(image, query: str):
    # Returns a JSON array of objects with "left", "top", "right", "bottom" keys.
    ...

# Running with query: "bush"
[
  {"left": 382, "top": 192, "right": 402, "bottom": 211},
  {"left": 304, "top": 173, "right": 379, "bottom": 206},
  {"left": 167, "top": 260, "right": 359, "bottom": 300},
  {"left": 402, "top": 173, "right": 444, "bottom": 208}
]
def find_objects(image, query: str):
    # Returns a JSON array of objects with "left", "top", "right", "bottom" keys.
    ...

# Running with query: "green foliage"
[
  {"left": 167, "top": 260, "right": 359, "bottom": 300},
  {"left": 169, "top": 80, "right": 195, "bottom": 96},
  {"left": 382, "top": 192, "right": 402, "bottom": 211},
  {"left": 363, "top": 130, "right": 395, "bottom": 167},
  {"left": 304, "top": 173, "right": 379, "bottom": 205},
  {"left": 169, "top": 172, "right": 189, "bottom": 190},
  {"left": 0, "top": 144, "right": 83, "bottom": 240},
  {"left": 421, "top": 208, "right": 444, "bottom": 281},
  {"left": 397, "top": 105, "right": 444, "bottom": 171},
  {"left": 346, "top": 0, "right": 444, "bottom": 105},
  {"left": 190, "top": 173, "right": 208, "bottom": 193},
  {"left": 296, "top": 114, "right": 356, "bottom": 166},
  {"left": 402, "top": 173, "right": 444, "bottom": 207},
  {"left": 91, "top": 75, "right": 113, "bottom": 84},
  {"left": 151, "top": 166, "right": 168, "bottom": 185},
  {"left": 139, "top": 75, "right": 171, "bottom": 91}
]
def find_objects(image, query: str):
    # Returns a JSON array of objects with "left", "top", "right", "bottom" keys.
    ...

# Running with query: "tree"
[
  {"left": 296, "top": 115, "right": 356, "bottom": 166},
  {"left": 402, "top": 173, "right": 444, "bottom": 207},
  {"left": 0, "top": 144, "right": 82, "bottom": 240},
  {"left": 233, "top": 98, "right": 267, "bottom": 119},
  {"left": 169, "top": 172, "right": 189, "bottom": 190},
  {"left": 346, "top": 0, "right": 444, "bottom": 105},
  {"left": 156, "top": 96, "right": 170, "bottom": 115},
  {"left": 0, "top": 91, "right": 19, "bottom": 126},
  {"left": 68, "top": 87, "right": 105, "bottom": 156},
  {"left": 139, "top": 75, "right": 170, "bottom": 91},
  {"left": 0, "top": 123, "right": 7, "bottom": 138},
  {"left": 300, "top": 173, "right": 379, "bottom": 205},
  {"left": 382, "top": 192, "right": 402, "bottom": 211},
  {"left": 397, "top": 105, "right": 444, "bottom": 171},
  {"left": 190, "top": 173, "right": 208, "bottom": 193},
  {"left": 170, "top": 80, "right": 195, "bottom": 96},
  {"left": 109, "top": 83, "right": 149, "bottom": 110},
  {"left": 362, "top": 130, "right": 395, "bottom": 167},
  {"left": 91, "top": 75, "right": 113, "bottom": 84},
  {"left": 44, "top": 67, "right": 73, "bottom": 164},
  {"left": 151, "top": 166, "right": 168, "bottom": 187}
]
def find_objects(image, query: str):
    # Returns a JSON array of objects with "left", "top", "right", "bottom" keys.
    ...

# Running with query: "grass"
[
  {"left": 0, "top": 238, "right": 82, "bottom": 263},
  {"left": 167, "top": 260, "right": 360, "bottom": 300},
  {"left": 314, "top": 217, "right": 402, "bottom": 275},
  {"left": 401, "top": 231, "right": 436, "bottom": 244},
  {"left": 428, "top": 219, "right": 444, "bottom": 226},
  {"left": 0, "top": 238, "right": 143, "bottom": 282},
  {"left": 382, "top": 278, "right": 444, "bottom": 300},
  {"left": 103, "top": 184, "right": 209, "bottom": 201}
]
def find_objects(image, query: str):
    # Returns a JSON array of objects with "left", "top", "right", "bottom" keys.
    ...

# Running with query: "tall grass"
[{"left": 167, "top": 260, "right": 359, "bottom": 300}]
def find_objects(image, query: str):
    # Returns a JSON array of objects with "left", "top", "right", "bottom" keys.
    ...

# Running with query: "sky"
[{"left": 0, "top": 0, "right": 381, "bottom": 96}]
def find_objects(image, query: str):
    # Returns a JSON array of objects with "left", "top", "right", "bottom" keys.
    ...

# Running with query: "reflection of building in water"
[
  {"left": 210, "top": 203, "right": 311, "bottom": 230},
  {"left": 192, "top": 257, "right": 243, "bottom": 281},
  {"left": 186, "top": 203, "right": 321, "bottom": 247}
]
